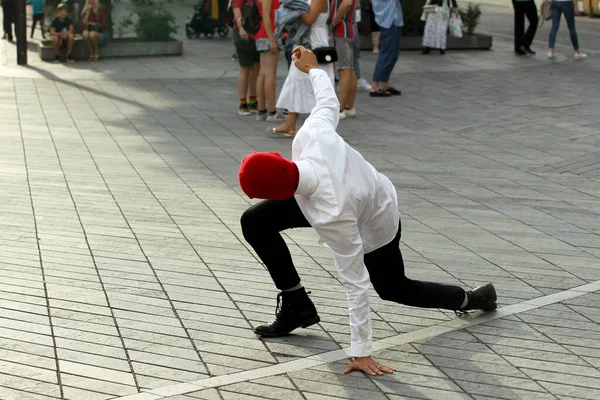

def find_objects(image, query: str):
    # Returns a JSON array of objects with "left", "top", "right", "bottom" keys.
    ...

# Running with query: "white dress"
[{"left": 276, "top": 0, "right": 335, "bottom": 114}]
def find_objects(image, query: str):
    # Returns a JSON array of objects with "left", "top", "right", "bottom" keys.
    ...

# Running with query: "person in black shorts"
[
  {"left": 50, "top": 3, "right": 74, "bottom": 62},
  {"left": 232, "top": 0, "right": 260, "bottom": 115}
]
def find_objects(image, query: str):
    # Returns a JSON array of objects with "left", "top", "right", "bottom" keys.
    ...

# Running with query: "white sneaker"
[
  {"left": 574, "top": 52, "right": 587, "bottom": 60},
  {"left": 339, "top": 110, "right": 347, "bottom": 120},
  {"left": 372, "top": 48, "right": 379, "bottom": 54},
  {"left": 343, "top": 108, "right": 356, "bottom": 118},
  {"left": 547, "top": 51, "right": 556, "bottom": 59},
  {"left": 357, "top": 78, "right": 371, "bottom": 91}
]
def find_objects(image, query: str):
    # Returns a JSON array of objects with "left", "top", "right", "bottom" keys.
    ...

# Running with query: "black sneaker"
[
  {"left": 515, "top": 49, "right": 527, "bottom": 56},
  {"left": 54, "top": 55, "right": 61, "bottom": 63},
  {"left": 254, "top": 288, "right": 320, "bottom": 337},
  {"left": 67, "top": 55, "right": 74, "bottom": 63},
  {"left": 525, "top": 47, "right": 536, "bottom": 55},
  {"left": 457, "top": 283, "right": 497, "bottom": 315},
  {"left": 256, "top": 110, "right": 268, "bottom": 121},
  {"left": 247, "top": 101, "right": 258, "bottom": 113},
  {"left": 239, "top": 103, "right": 251, "bottom": 116}
]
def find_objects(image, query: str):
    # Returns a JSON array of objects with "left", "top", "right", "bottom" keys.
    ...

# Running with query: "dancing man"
[{"left": 238, "top": 46, "right": 497, "bottom": 376}]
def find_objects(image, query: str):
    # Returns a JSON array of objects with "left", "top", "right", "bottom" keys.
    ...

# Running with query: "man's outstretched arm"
[{"left": 292, "top": 46, "right": 340, "bottom": 128}]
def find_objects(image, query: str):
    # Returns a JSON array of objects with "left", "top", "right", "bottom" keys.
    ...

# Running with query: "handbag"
[
  {"left": 539, "top": 0, "right": 552, "bottom": 27},
  {"left": 449, "top": 14, "right": 463, "bottom": 38},
  {"left": 313, "top": 46, "right": 338, "bottom": 63},
  {"left": 255, "top": 37, "right": 270, "bottom": 52},
  {"left": 422, "top": 4, "right": 439, "bottom": 14}
]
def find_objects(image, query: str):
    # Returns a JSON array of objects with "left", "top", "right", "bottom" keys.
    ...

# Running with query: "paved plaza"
[{"left": 1, "top": 5, "right": 600, "bottom": 400}]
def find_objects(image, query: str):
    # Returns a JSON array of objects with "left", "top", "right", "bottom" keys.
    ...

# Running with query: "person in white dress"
[{"left": 267, "top": 0, "right": 335, "bottom": 137}]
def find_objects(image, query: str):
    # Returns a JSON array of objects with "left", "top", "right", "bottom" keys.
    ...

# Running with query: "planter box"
[
  {"left": 37, "top": 37, "right": 183, "bottom": 61},
  {"left": 359, "top": 33, "right": 493, "bottom": 51}
]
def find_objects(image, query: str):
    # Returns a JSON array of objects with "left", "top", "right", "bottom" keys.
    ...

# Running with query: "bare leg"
[
  {"left": 66, "top": 34, "right": 74, "bottom": 56},
  {"left": 52, "top": 37, "right": 60, "bottom": 55},
  {"left": 238, "top": 66, "right": 251, "bottom": 100},
  {"left": 338, "top": 68, "right": 357, "bottom": 110},
  {"left": 268, "top": 112, "right": 298, "bottom": 135},
  {"left": 263, "top": 50, "right": 279, "bottom": 113},
  {"left": 249, "top": 63, "right": 259, "bottom": 98}
]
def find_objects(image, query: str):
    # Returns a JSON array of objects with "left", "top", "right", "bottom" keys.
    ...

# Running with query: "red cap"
[{"left": 238, "top": 152, "right": 299, "bottom": 200}]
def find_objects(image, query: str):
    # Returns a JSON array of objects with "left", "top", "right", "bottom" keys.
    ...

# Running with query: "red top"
[
  {"left": 252, "top": 0, "right": 280, "bottom": 40},
  {"left": 330, "top": 0, "right": 356, "bottom": 39},
  {"left": 232, "top": 0, "right": 244, "bottom": 30},
  {"left": 82, "top": 6, "right": 108, "bottom": 30}
]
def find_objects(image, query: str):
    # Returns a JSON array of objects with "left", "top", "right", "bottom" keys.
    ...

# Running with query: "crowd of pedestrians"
[{"left": 231, "top": 0, "right": 405, "bottom": 137}]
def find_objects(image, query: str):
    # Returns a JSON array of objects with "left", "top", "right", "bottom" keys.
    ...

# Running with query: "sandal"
[
  {"left": 267, "top": 127, "right": 295, "bottom": 137},
  {"left": 369, "top": 89, "right": 391, "bottom": 97},
  {"left": 386, "top": 87, "right": 402, "bottom": 96}
]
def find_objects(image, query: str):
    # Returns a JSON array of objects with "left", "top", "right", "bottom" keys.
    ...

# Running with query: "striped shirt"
[
  {"left": 330, "top": 0, "right": 357, "bottom": 39},
  {"left": 371, "top": 0, "right": 403, "bottom": 29}
]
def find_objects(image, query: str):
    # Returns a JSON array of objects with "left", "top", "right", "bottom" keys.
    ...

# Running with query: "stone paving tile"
[{"left": 1, "top": 7, "right": 600, "bottom": 400}]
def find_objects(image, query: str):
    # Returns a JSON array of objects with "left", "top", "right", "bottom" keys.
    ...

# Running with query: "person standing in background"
[
  {"left": 330, "top": 0, "right": 358, "bottom": 120},
  {"left": 29, "top": 0, "right": 46, "bottom": 39},
  {"left": 548, "top": 0, "right": 586, "bottom": 60},
  {"left": 512, "top": 0, "right": 538, "bottom": 55},
  {"left": 1, "top": 0, "right": 16, "bottom": 42},
  {"left": 422, "top": 0, "right": 459, "bottom": 55},
  {"left": 232, "top": 0, "right": 260, "bottom": 115},
  {"left": 353, "top": 1, "right": 371, "bottom": 91},
  {"left": 253, "top": 0, "right": 285, "bottom": 122},
  {"left": 367, "top": 0, "right": 380, "bottom": 53},
  {"left": 369, "top": 0, "right": 402, "bottom": 97}
]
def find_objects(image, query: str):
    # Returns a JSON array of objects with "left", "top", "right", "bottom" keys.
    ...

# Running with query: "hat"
[{"left": 238, "top": 152, "right": 299, "bottom": 200}]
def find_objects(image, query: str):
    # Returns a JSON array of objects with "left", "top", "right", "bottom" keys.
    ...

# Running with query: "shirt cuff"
[
  {"left": 308, "top": 68, "right": 326, "bottom": 80},
  {"left": 351, "top": 340, "right": 372, "bottom": 357}
]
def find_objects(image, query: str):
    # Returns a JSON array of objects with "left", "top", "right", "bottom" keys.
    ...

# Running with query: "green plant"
[
  {"left": 459, "top": 3, "right": 482, "bottom": 35},
  {"left": 118, "top": 0, "right": 178, "bottom": 41}
]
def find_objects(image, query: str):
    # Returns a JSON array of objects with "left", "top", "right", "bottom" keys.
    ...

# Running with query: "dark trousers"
[
  {"left": 31, "top": 13, "right": 45, "bottom": 38},
  {"left": 241, "top": 198, "right": 466, "bottom": 310},
  {"left": 2, "top": 4, "right": 15, "bottom": 40},
  {"left": 372, "top": 25, "right": 401, "bottom": 83},
  {"left": 513, "top": 0, "right": 538, "bottom": 51}
]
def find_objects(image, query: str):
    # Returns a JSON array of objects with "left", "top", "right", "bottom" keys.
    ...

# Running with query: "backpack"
[
  {"left": 242, "top": 0, "right": 262, "bottom": 35},
  {"left": 539, "top": 0, "right": 552, "bottom": 27},
  {"left": 227, "top": 5, "right": 234, "bottom": 28}
]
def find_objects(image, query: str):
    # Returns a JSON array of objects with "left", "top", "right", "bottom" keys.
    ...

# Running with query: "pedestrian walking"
[
  {"left": 1, "top": 0, "right": 16, "bottom": 42},
  {"left": 239, "top": 45, "right": 498, "bottom": 375},
  {"left": 330, "top": 0, "right": 358, "bottom": 120},
  {"left": 369, "top": 0, "right": 402, "bottom": 97},
  {"left": 29, "top": 0, "right": 46, "bottom": 39},
  {"left": 422, "top": 0, "right": 459, "bottom": 55},
  {"left": 512, "top": 0, "right": 538, "bottom": 55},
  {"left": 548, "top": 0, "right": 587, "bottom": 59}
]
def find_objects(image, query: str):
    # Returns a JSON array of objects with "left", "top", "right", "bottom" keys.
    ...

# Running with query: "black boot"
[
  {"left": 459, "top": 283, "right": 497, "bottom": 314},
  {"left": 254, "top": 288, "right": 320, "bottom": 337}
]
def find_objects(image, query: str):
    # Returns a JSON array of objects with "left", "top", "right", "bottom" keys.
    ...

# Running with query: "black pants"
[
  {"left": 241, "top": 198, "right": 466, "bottom": 310},
  {"left": 31, "top": 13, "right": 45, "bottom": 38},
  {"left": 2, "top": 4, "right": 15, "bottom": 40},
  {"left": 513, "top": 0, "right": 538, "bottom": 51}
]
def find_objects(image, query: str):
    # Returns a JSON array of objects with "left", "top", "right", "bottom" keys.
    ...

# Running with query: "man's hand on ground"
[
  {"left": 344, "top": 356, "right": 396, "bottom": 376},
  {"left": 292, "top": 46, "right": 318, "bottom": 74}
]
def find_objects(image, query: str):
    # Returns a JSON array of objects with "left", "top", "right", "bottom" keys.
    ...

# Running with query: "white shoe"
[
  {"left": 372, "top": 48, "right": 379, "bottom": 54},
  {"left": 547, "top": 51, "right": 556, "bottom": 59},
  {"left": 574, "top": 52, "right": 587, "bottom": 60},
  {"left": 339, "top": 110, "right": 347, "bottom": 120},
  {"left": 343, "top": 108, "right": 356, "bottom": 118},
  {"left": 357, "top": 78, "right": 371, "bottom": 91}
]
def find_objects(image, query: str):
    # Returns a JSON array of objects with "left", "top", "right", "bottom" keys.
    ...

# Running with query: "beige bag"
[{"left": 539, "top": 0, "right": 552, "bottom": 27}]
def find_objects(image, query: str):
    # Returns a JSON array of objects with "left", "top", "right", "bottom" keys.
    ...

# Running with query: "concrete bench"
[{"left": 37, "top": 37, "right": 183, "bottom": 61}]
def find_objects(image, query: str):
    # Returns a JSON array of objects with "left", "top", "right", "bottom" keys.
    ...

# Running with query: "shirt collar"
[{"left": 294, "top": 160, "right": 318, "bottom": 196}]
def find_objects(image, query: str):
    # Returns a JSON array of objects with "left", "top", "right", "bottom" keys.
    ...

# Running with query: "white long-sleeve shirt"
[{"left": 292, "top": 68, "right": 399, "bottom": 357}]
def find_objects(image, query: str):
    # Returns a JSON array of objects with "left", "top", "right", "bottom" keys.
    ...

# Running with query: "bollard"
[{"left": 15, "top": 0, "right": 27, "bottom": 65}]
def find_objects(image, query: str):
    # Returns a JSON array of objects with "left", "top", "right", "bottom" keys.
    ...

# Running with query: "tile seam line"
[{"left": 112, "top": 279, "right": 600, "bottom": 400}]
